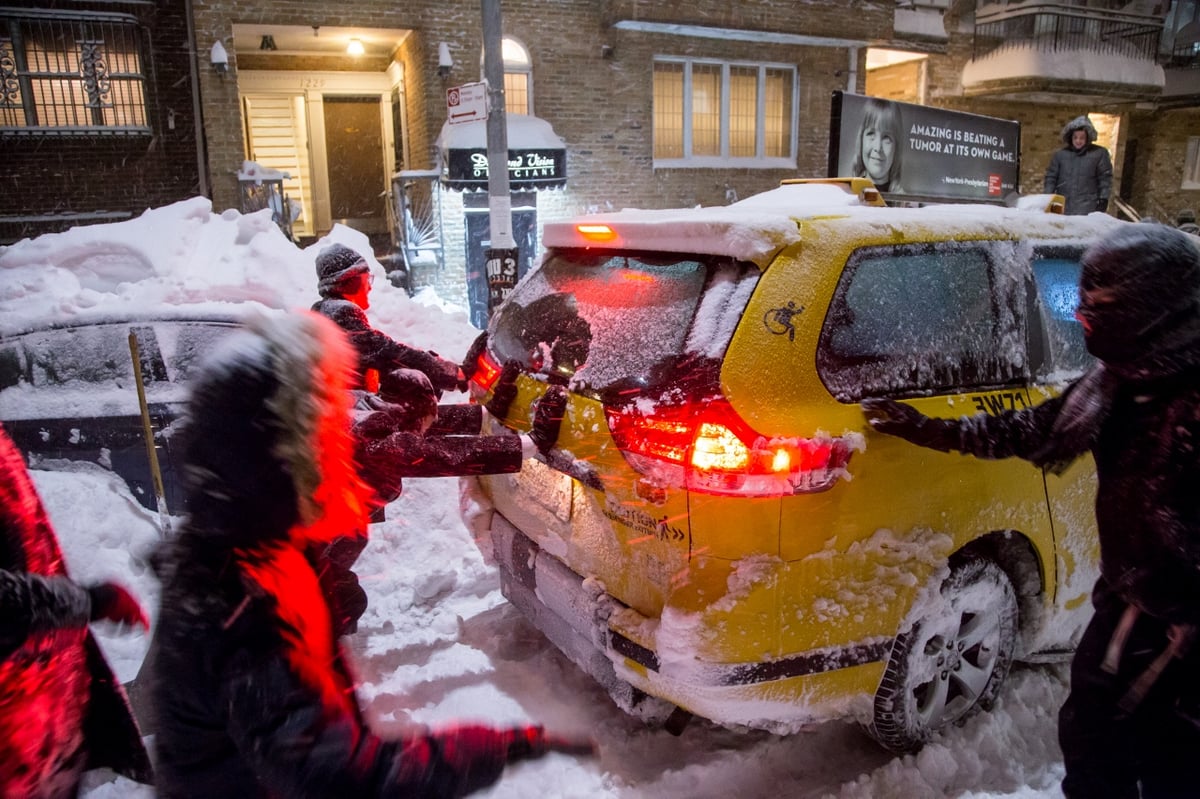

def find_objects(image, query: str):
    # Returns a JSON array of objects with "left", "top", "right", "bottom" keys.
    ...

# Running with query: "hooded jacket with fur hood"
[
  {"left": 149, "top": 312, "right": 533, "bottom": 799},
  {"left": 1043, "top": 115, "right": 1114, "bottom": 216}
]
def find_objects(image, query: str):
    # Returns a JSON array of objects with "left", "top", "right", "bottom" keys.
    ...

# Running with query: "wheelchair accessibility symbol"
[{"left": 764, "top": 301, "right": 804, "bottom": 341}]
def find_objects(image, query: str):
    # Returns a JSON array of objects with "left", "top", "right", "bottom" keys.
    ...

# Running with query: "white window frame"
[
  {"left": 1183, "top": 136, "right": 1200, "bottom": 190},
  {"left": 653, "top": 56, "right": 798, "bottom": 169}
]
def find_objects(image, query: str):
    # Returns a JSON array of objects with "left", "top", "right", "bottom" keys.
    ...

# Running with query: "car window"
[
  {"left": 0, "top": 342, "right": 25, "bottom": 391},
  {"left": 818, "top": 241, "right": 1028, "bottom": 401},
  {"left": 1031, "top": 256, "right": 1093, "bottom": 380},
  {"left": 491, "top": 250, "right": 758, "bottom": 393},
  {"left": 156, "top": 321, "right": 240, "bottom": 383},
  {"left": 24, "top": 324, "right": 138, "bottom": 388}
]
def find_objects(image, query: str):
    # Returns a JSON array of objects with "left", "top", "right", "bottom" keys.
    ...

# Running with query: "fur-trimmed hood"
[
  {"left": 177, "top": 312, "right": 368, "bottom": 549},
  {"left": 1061, "top": 115, "right": 1098, "bottom": 146}
]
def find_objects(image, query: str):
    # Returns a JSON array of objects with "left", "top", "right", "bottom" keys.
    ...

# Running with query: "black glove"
[
  {"left": 427, "top": 353, "right": 464, "bottom": 394},
  {"left": 86, "top": 582, "right": 149, "bottom": 630},
  {"left": 529, "top": 384, "right": 567, "bottom": 455},
  {"left": 503, "top": 725, "right": 597, "bottom": 760},
  {"left": 1096, "top": 197, "right": 1109, "bottom": 213},
  {"left": 485, "top": 361, "right": 520, "bottom": 420},
  {"left": 428, "top": 724, "right": 512, "bottom": 796},
  {"left": 461, "top": 331, "right": 489, "bottom": 384},
  {"left": 861, "top": 397, "right": 927, "bottom": 438}
]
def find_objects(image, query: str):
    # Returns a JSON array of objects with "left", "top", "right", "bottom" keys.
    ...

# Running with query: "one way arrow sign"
[{"left": 446, "top": 81, "right": 488, "bottom": 125}]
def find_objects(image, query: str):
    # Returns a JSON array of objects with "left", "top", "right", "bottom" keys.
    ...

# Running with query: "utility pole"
[{"left": 480, "top": 0, "right": 518, "bottom": 317}]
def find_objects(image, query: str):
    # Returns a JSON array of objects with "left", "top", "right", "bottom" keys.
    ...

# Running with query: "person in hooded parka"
[
  {"left": 311, "top": 243, "right": 464, "bottom": 396},
  {"left": 148, "top": 311, "right": 589, "bottom": 799},
  {"left": 861, "top": 224, "right": 1200, "bottom": 797},
  {"left": 0, "top": 423, "right": 152, "bottom": 798},
  {"left": 1043, "top": 115, "right": 1114, "bottom": 216}
]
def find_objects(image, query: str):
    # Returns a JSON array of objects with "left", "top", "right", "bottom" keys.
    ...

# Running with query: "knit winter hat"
[
  {"left": 315, "top": 244, "right": 370, "bottom": 296},
  {"left": 378, "top": 368, "right": 437, "bottom": 431}
]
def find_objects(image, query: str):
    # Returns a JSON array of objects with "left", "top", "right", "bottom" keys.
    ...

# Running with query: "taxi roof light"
[{"left": 577, "top": 223, "right": 617, "bottom": 242}]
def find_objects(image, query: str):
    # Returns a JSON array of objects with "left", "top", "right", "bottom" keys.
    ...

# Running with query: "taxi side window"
[
  {"left": 1031, "top": 255, "right": 1093, "bottom": 380},
  {"left": 818, "top": 242, "right": 1027, "bottom": 401}
]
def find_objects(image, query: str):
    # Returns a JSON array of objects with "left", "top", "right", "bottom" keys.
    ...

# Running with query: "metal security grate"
[{"left": 0, "top": 10, "right": 149, "bottom": 133}]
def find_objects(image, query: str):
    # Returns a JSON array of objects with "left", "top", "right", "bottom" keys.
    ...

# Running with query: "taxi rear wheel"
[{"left": 869, "top": 556, "right": 1018, "bottom": 753}]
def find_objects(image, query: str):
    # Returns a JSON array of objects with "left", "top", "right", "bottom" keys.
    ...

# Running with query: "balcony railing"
[{"left": 973, "top": 3, "right": 1164, "bottom": 62}]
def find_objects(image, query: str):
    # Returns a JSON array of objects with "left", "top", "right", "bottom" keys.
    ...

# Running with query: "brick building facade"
[
  {"left": 0, "top": 0, "right": 204, "bottom": 243},
  {"left": 5, "top": 1, "right": 1199, "bottom": 315}
]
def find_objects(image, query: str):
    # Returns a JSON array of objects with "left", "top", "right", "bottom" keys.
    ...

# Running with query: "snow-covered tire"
[{"left": 869, "top": 557, "right": 1018, "bottom": 753}]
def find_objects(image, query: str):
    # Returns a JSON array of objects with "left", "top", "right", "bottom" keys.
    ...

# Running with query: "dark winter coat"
[
  {"left": 311, "top": 297, "right": 461, "bottom": 393},
  {"left": 351, "top": 392, "right": 523, "bottom": 508},
  {"left": 1043, "top": 116, "right": 1113, "bottom": 216},
  {"left": 150, "top": 313, "right": 519, "bottom": 798},
  {"left": 153, "top": 533, "right": 518, "bottom": 798},
  {"left": 0, "top": 425, "right": 150, "bottom": 798},
  {"left": 879, "top": 368, "right": 1200, "bottom": 624}
]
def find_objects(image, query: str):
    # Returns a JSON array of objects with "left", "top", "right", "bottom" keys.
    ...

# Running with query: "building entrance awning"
[{"left": 437, "top": 114, "right": 567, "bottom": 190}]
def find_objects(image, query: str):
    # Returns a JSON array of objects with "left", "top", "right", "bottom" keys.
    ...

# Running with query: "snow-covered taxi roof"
[{"left": 542, "top": 180, "right": 1125, "bottom": 267}]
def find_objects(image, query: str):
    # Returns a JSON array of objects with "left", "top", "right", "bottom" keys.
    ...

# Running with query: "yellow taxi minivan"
[{"left": 461, "top": 179, "right": 1125, "bottom": 751}]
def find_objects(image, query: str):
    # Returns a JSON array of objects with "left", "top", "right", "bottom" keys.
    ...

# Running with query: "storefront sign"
[
  {"left": 828, "top": 92, "right": 1021, "bottom": 204},
  {"left": 444, "top": 148, "right": 566, "bottom": 189}
]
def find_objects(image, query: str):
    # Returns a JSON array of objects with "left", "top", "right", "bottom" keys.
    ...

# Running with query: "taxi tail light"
[
  {"left": 605, "top": 399, "right": 852, "bottom": 497},
  {"left": 470, "top": 348, "right": 503, "bottom": 392}
]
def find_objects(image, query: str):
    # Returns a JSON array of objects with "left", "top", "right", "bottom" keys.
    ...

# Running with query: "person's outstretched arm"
[
  {"left": 222, "top": 637, "right": 592, "bottom": 798},
  {"left": 862, "top": 392, "right": 1068, "bottom": 463},
  {"left": 0, "top": 571, "right": 147, "bottom": 659},
  {"left": 320, "top": 300, "right": 462, "bottom": 392}
]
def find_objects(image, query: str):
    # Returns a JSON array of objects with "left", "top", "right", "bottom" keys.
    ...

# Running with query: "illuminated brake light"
[
  {"left": 606, "top": 400, "right": 855, "bottom": 497},
  {"left": 577, "top": 223, "right": 617, "bottom": 242},
  {"left": 471, "top": 349, "right": 502, "bottom": 391}
]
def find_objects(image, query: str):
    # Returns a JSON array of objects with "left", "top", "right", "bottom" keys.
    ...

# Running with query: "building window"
[
  {"left": 653, "top": 58, "right": 796, "bottom": 167},
  {"left": 502, "top": 37, "right": 531, "bottom": 115},
  {"left": 1184, "top": 136, "right": 1200, "bottom": 190},
  {"left": 0, "top": 10, "right": 149, "bottom": 134}
]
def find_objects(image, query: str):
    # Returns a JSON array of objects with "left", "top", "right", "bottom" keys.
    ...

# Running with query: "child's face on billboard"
[{"left": 861, "top": 125, "right": 896, "bottom": 182}]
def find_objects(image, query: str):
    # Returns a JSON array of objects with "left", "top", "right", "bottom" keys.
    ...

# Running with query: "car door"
[{"left": 1026, "top": 248, "right": 1100, "bottom": 652}]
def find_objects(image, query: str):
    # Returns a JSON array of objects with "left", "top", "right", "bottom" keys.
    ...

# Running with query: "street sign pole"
[{"left": 481, "top": 0, "right": 518, "bottom": 317}]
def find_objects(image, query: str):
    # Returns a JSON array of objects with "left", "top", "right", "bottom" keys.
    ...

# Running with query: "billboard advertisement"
[{"left": 828, "top": 92, "right": 1021, "bottom": 204}]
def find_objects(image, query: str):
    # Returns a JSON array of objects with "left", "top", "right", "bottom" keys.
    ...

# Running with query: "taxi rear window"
[{"left": 490, "top": 249, "right": 757, "bottom": 394}]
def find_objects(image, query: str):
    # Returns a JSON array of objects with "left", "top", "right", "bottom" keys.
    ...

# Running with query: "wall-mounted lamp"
[
  {"left": 259, "top": 35, "right": 277, "bottom": 51},
  {"left": 437, "top": 42, "right": 454, "bottom": 79},
  {"left": 210, "top": 40, "right": 229, "bottom": 77},
  {"left": 347, "top": 37, "right": 365, "bottom": 57}
]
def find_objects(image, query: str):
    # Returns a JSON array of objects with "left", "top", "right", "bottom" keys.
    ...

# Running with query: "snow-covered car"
[
  {"left": 0, "top": 311, "right": 248, "bottom": 513},
  {"left": 462, "top": 178, "right": 1124, "bottom": 751}
]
